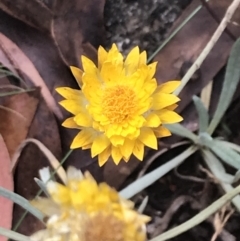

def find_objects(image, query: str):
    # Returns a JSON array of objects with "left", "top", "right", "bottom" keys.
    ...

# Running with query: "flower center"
[
  {"left": 83, "top": 214, "right": 124, "bottom": 241},
  {"left": 102, "top": 85, "right": 137, "bottom": 124}
]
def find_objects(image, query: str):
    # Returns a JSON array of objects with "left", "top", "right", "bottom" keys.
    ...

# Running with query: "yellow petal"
[
  {"left": 145, "top": 112, "right": 161, "bottom": 127},
  {"left": 139, "top": 128, "right": 157, "bottom": 149},
  {"left": 70, "top": 66, "right": 83, "bottom": 87},
  {"left": 157, "top": 109, "right": 183, "bottom": 124},
  {"left": 91, "top": 134, "right": 111, "bottom": 157},
  {"left": 98, "top": 146, "right": 111, "bottom": 166},
  {"left": 59, "top": 99, "right": 83, "bottom": 115},
  {"left": 147, "top": 62, "right": 157, "bottom": 80},
  {"left": 153, "top": 126, "right": 171, "bottom": 138},
  {"left": 133, "top": 140, "right": 144, "bottom": 160},
  {"left": 82, "top": 143, "right": 92, "bottom": 150},
  {"left": 124, "top": 46, "right": 140, "bottom": 75},
  {"left": 62, "top": 117, "right": 80, "bottom": 129},
  {"left": 74, "top": 112, "right": 92, "bottom": 127},
  {"left": 143, "top": 78, "right": 157, "bottom": 95},
  {"left": 152, "top": 93, "right": 180, "bottom": 110},
  {"left": 155, "top": 81, "right": 181, "bottom": 94},
  {"left": 139, "top": 51, "right": 147, "bottom": 66},
  {"left": 98, "top": 46, "right": 108, "bottom": 69},
  {"left": 127, "top": 69, "right": 145, "bottom": 91},
  {"left": 111, "top": 146, "right": 123, "bottom": 164},
  {"left": 107, "top": 44, "right": 123, "bottom": 66},
  {"left": 70, "top": 129, "right": 96, "bottom": 149},
  {"left": 100, "top": 61, "right": 124, "bottom": 85},
  {"left": 81, "top": 55, "right": 97, "bottom": 74},
  {"left": 110, "top": 135, "right": 125, "bottom": 147},
  {"left": 167, "top": 104, "right": 178, "bottom": 111},
  {"left": 56, "top": 87, "right": 82, "bottom": 100},
  {"left": 47, "top": 182, "right": 70, "bottom": 205},
  {"left": 120, "top": 139, "right": 135, "bottom": 161},
  {"left": 82, "top": 73, "right": 102, "bottom": 101}
]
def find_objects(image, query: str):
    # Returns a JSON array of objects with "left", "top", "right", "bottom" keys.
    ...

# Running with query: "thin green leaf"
[
  {"left": 233, "top": 170, "right": 240, "bottom": 183},
  {"left": 192, "top": 95, "right": 209, "bottom": 133},
  {"left": 204, "top": 139, "right": 240, "bottom": 169},
  {"left": 120, "top": 145, "right": 198, "bottom": 199},
  {"left": 208, "top": 38, "right": 240, "bottom": 135},
  {"left": 137, "top": 196, "right": 149, "bottom": 213},
  {"left": 0, "top": 187, "right": 44, "bottom": 221},
  {"left": 164, "top": 123, "right": 198, "bottom": 142},
  {"left": 150, "top": 182, "right": 240, "bottom": 241},
  {"left": 0, "top": 227, "right": 31, "bottom": 241},
  {"left": 201, "top": 149, "right": 235, "bottom": 184},
  {"left": 218, "top": 140, "right": 240, "bottom": 153},
  {"left": 221, "top": 182, "right": 240, "bottom": 212},
  {"left": 147, "top": 3, "right": 204, "bottom": 63}
]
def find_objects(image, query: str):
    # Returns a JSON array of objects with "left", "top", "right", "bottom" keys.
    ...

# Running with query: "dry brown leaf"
[
  {"left": 0, "top": 88, "right": 39, "bottom": 158},
  {"left": 51, "top": 0, "right": 105, "bottom": 66},
  {"left": 13, "top": 99, "right": 62, "bottom": 236},
  {"left": 0, "top": 135, "right": 13, "bottom": 241},
  {"left": 0, "top": 6, "right": 106, "bottom": 176},
  {"left": 0, "top": 33, "right": 63, "bottom": 119},
  {"left": 154, "top": 0, "right": 240, "bottom": 112},
  {"left": 0, "top": 0, "right": 52, "bottom": 32}
]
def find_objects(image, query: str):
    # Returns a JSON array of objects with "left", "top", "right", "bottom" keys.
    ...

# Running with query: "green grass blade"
[
  {"left": 147, "top": 3, "right": 204, "bottom": 63},
  {"left": 164, "top": 123, "right": 198, "bottom": 142},
  {"left": 120, "top": 145, "right": 198, "bottom": 199},
  {"left": 0, "top": 187, "right": 44, "bottom": 221},
  {"left": 149, "top": 181, "right": 240, "bottom": 241},
  {"left": 0, "top": 227, "right": 31, "bottom": 241},
  {"left": 208, "top": 38, "right": 240, "bottom": 135},
  {"left": 192, "top": 95, "right": 209, "bottom": 133}
]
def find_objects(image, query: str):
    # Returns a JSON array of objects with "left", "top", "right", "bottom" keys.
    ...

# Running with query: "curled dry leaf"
[
  {"left": 0, "top": 0, "right": 105, "bottom": 66},
  {"left": 0, "top": 33, "right": 63, "bottom": 119},
  {"left": 0, "top": 88, "right": 40, "bottom": 158},
  {"left": 12, "top": 138, "right": 67, "bottom": 183},
  {"left": 13, "top": 99, "right": 62, "bottom": 235},
  {"left": 51, "top": 0, "right": 106, "bottom": 65},
  {"left": 0, "top": 0, "right": 52, "bottom": 32},
  {"left": 0, "top": 136, "right": 13, "bottom": 241}
]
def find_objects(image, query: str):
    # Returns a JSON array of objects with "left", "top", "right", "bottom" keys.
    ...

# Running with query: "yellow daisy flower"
[
  {"left": 56, "top": 44, "right": 182, "bottom": 166},
  {"left": 31, "top": 166, "right": 150, "bottom": 241}
]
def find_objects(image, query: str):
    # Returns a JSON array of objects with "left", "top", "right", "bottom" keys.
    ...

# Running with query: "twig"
[
  {"left": 150, "top": 182, "right": 240, "bottom": 241},
  {"left": 199, "top": 0, "right": 236, "bottom": 40},
  {"left": 174, "top": 166, "right": 206, "bottom": 183},
  {"left": 174, "top": 0, "right": 240, "bottom": 96}
]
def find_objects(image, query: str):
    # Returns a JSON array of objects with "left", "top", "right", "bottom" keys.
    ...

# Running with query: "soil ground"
[{"left": 104, "top": 0, "right": 192, "bottom": 56}]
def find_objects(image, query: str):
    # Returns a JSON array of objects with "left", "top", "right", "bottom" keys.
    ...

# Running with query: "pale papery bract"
[{"left": 30, "top": 167, "right": 150, "bottom": 241}]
